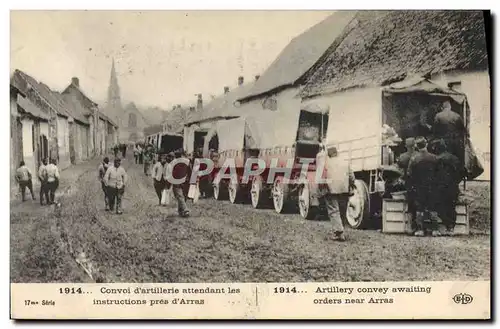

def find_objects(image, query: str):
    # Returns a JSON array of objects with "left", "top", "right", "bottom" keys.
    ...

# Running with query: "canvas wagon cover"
[{"left": 244, "top": 109, "right": 301, "bottom": 149}]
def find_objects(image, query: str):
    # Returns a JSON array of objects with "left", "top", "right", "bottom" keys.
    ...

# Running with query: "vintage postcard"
[{"left": 9, "top": 10, "right": 491, "bottom": 320}]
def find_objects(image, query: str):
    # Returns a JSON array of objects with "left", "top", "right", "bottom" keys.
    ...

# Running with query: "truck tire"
[
  {"left": 298, "top": 183, "right": 317, "bottom": 220},
  {"left": 272, "top": 175, "right": 292, "bottom": 214},
  {"left": 345, "top": 179, "right": 371, "bottom": 229}
]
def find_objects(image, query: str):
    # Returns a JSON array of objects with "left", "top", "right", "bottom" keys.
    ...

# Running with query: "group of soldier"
[
  {"left": 15, "top": 158, "right": 60, "bottom": 205},
  {"left": 395, "top": 100, "right": 465, "bottom": 237},
  {"left": 97, "top": 142, "right": 191, "bottom": 217}
]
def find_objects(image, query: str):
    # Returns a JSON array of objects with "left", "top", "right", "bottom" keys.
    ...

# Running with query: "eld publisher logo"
[{"left": 453, "top": 293, "right": 473, "bottom": 305}]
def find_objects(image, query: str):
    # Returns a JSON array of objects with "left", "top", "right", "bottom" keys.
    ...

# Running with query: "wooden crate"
[
  {"left": 382, "top": 199, "right": 413, "bottom": 234},
  {"left": 382, "top": 199, "right": 469, "bottom": 235}
]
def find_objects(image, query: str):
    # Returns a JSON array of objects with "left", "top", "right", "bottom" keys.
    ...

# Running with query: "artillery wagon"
[{"left": 297, "top": 77, "right": 480, "bottom": 229}]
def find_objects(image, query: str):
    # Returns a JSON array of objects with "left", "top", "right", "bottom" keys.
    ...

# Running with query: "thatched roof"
[
  {"left": 238, "top": 11, "right": 357, "bottom": 101},
  {"left": 301, "top": 10, "right": 489, "bottom": 98}
]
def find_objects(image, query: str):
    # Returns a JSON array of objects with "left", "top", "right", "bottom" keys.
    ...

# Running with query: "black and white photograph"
[{"left": 9, "top": 9, "right": 490, "bottom": 295}]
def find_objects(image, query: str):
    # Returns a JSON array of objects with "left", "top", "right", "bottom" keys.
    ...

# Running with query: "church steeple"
[{"left": 107, "top": 58, "right": 122, "bottom": 120}]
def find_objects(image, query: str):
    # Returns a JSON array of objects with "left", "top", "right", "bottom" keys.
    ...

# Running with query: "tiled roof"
[
  {"left": 238, "top": 11, "right": 357, "bottom": 101},
  {"left": 301, "top": 10, "right": 489, "bottom": 97},
  {"left": 11, "top": 69, "right": 70, "bottom": 118},
  {"left": 187, "top": 83, "right": 255, "bottom": 125},
  {"left": 162, "top": 103, "right": 196, "bottom": 134}
]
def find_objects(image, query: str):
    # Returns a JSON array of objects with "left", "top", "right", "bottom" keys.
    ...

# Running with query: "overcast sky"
[{"left": 10, "top": 10, "right": 332, "bottom": 109}]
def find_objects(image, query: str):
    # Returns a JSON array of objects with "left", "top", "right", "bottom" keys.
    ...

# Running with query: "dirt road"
[{"left": 10, "top": 156, "right": 491, "bottom": 283}]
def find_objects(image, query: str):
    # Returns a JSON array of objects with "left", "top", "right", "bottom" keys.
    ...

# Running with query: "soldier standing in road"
[
  {"left": 38, "top": 158, "right": 49, "bottom": 205},
  {"left": 104, "top": 158, "right": 128, "bottom": 215},
  {"left": 407, "top": 137, "right": 440, "bottom": 237},
  {"left": 113, "top": 144, "right": 119, "bottom": 158},
  {"left": 152, "top": 154, "right": 170, "bottom": 205},
  {"left": 15, "top": 161, "right": 36, "bottom": 202},
  {"left": 317, "top": 145, "right": 355, "bottom": 242},
  {"left": 434, "top": 139, "right": 463, "bottom": 236},
  {"left": 171, "top": 150, "right": 190, "bottom": 217},
  {"left": 98, "top": 157, "right": 111, "bottom": 211},
  {"left": 143, "top": 145, "right": 153, "bottom": 176},
  {"left": 45, "top": 159, "right": 60, "bottom": 204}
]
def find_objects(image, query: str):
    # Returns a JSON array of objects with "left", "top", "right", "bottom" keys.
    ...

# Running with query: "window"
[{"left": 128, "top": 113, "right": 137, "bottom": 128}]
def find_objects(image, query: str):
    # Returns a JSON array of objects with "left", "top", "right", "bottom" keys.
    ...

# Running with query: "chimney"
[
  {"left": 238, "top": 76, "right": 244, "bottom": 86},
  {"left": 224, "top": 86, "right": 230, "bottom": 94},
  {"left": 255, "top": 75, "right": 260, "bottom": 81},
  {"left": 71, "top": 77, "right": 80, "bottom": 88},
  {"left": 197, "top": 94, "right": 203, "bottom": 110}
]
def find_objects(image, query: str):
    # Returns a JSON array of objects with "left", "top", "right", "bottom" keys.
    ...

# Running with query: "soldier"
[
  {"left": 113, "top": 144, "right": 119, "bottom": 158},
  {"left": 152, "top": 154, "right": 170, "bottom": 205},
  {"left": 407, "top": 137, "right": 440, "bottom": 237},
  {"left": 98, "top": 157, "right": 111, "bottom": 211},
  {"left": 133, "top": 144, "right": 140, "bottom": 164},
  {"left": 397, "top": 138, "right": 416, "bottom": 178},
  {"left": 15, "top": 161, "right": 36, "bottom": 202},
  {"left": 433, "top": 100, "right": 465, "bottom": 163},
  {"left": 45, "top": 158, "right": 60, "bottom": 204},
  {"left": 171, "top": 150, "right": 190, "bottom": 217},
  {"left": 434, "top": 139, "right": 463, "bottom": 236},
  {"left": 318, "top": 145, "right": 355, "bottom": 242},
  {"left": 38, "top": 158, "right": 49, "bottom": 205},
  {"left": 104, "top": 158, "right": 128, "bottom": 215},
  {"left": 396, "top": 137, "right": 417, "bottom": 232},
  {"left": 143, "top": 144, "right": 153, "bottom": 176}
]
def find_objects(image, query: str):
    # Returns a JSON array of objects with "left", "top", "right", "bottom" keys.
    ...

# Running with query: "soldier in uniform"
[
  {"left": 38, "top": 158, "right": 49, "bottom": 205},
  {"left": 104, "top": 158, "right": 128, "bottom": 214},
  {"left": 407, "top": 137, "right": 440, "bottom": 237},
  {"left": 152, "top": 154, "right": 169, "bottom": 205},
  {"left": 434, "top": 139, "right": 463, "bottom": 236},
  {"left": 317, "top": 144, "right": 355, "bottom": 242},
  {"left": 15, "top": 161, "right": 36, "bottom": 202},
  {"left": 396, "top": 137, "right": 417, "bottom": 232},
  {"left": 98, "top": 157, "right": 111, "bottom": 210},
  {"left": 433, "top": 100, "right": 465, "bottom": 163},
  {"left": 171, "top": 150, "right": 190, "bottom": 217}
]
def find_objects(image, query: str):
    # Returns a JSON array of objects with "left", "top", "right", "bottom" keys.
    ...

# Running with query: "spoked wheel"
[
  {"left": 272, "top": 176, "right": 291, "bottom": 214},
  {"left": 346, "top": 179, "right": 371, "bottom": 229},
  {"left": 250, "top": 175, "right": 267, "bottom": 209},
  {"left": 228, "top": 174, "right": 240, "bottom": 204},
  {"left": 213, "top": 176, "right": 227, "bottom": 201},
  {"left": 298, "top": 183, "right": 317, "bottom": 220}
]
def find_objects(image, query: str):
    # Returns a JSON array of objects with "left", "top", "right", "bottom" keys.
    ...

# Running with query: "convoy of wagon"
[
  {"left": 144, "top": 11, "right": 487, "bottom": 234},
  {"left": 143, "top": 77, "right": 482, "bottom": 235}
]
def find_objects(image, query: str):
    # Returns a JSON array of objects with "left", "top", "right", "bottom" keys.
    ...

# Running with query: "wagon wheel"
[
  {"left": 228, "top": 174, "right": 240, "bottom": 204},
  {"left": 298, "top": 182, "right": 317, "bottom": 220},
  {"left": 251, "top": 175, "right": 267, "bottom": 209},
  {"left": 272, "top": 175, "right": 291, "bottom": 214},
  {"left": 213, "top": 175, "right": 227, "bottom": 201},
  {"left": 346, "top": 179, "right": 371, "bottom": 229}
]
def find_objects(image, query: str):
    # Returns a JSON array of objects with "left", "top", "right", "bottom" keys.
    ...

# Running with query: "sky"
[{"left": 10, "top": 10, "right": 332, "bottom": 110}]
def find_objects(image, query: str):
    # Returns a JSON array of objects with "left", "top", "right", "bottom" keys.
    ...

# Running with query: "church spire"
[{"left": 107, "top": 58, "right": 122, "bottom": 116}]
